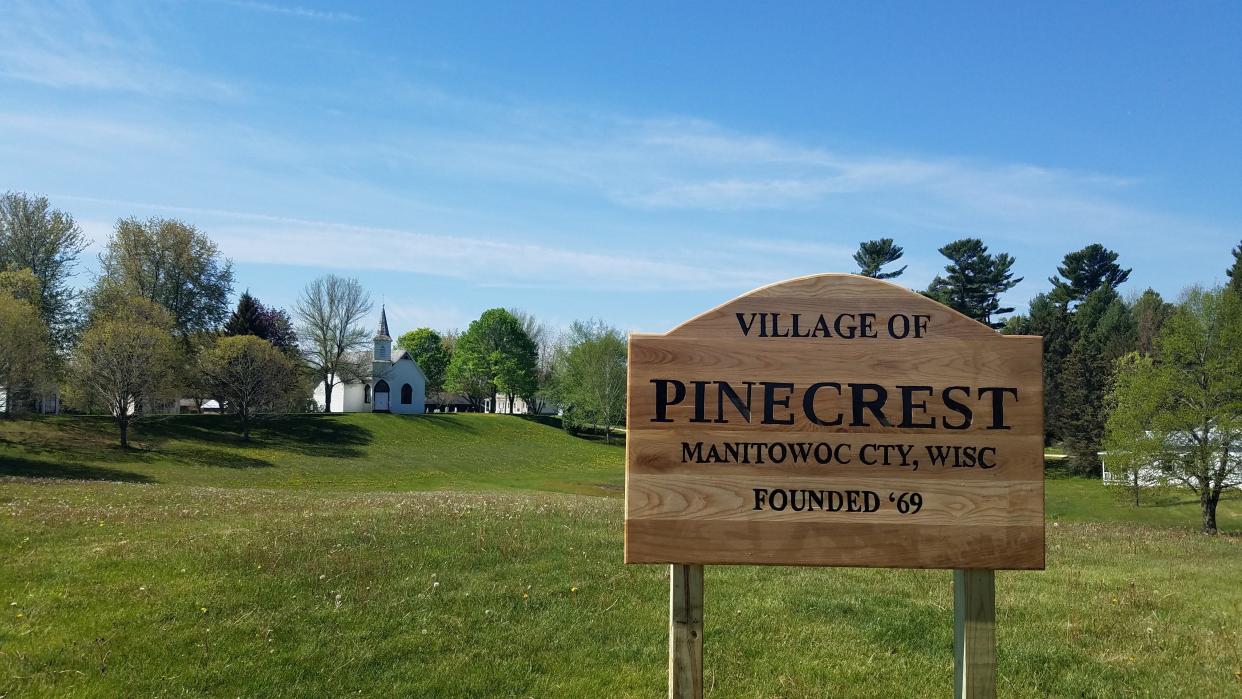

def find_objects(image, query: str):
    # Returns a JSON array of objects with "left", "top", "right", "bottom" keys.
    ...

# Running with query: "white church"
[{"left": 312, "top": 307, "right": 427, "bottom": 414}]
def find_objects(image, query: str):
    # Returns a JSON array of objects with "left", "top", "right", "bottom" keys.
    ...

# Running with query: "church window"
[
  {"left": 363, "top": 384, "right": 371, "bottom": 404},
  {"left": 401, "top": 383, "right": 413, "bottom": 405}
]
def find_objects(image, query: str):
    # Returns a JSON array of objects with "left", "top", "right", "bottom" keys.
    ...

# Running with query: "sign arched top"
[
  {"left": 663, "top": 273, "right": 1010, "bottom": 341},
  {"left": 625, "top": 273, "right": 1044, "bottom": 570}
]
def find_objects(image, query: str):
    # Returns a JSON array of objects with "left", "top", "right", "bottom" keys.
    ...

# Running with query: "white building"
[
  {"left": 312, "top": 307, "right": 427, "bottom": 414},
  {"left": 488, "top": 394, "right": 558, "bottom": 415},
  {"left": 1102, "top": 429, "right": 1241, "bottom": 490},
  {"left": 0, "top": 388, "right": 58, "bottom": 414}
]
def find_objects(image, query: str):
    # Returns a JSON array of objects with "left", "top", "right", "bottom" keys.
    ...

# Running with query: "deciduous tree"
[
  {"left": 444, "top": 309, "right": 537, "bottom": 413},
  {"left": 0, "top": 282, "right": 50, "bottom": 417},
  {"left": 198, "top": 335, "right": 298, "bottom": 440},
  {"left": 398, "top": 328, "right": 450, "bottom": 393},
  {"left": 73, "top": 299, "right": 178, "bottom": 448},
  {"left": 293, "top": 275, "right": 372, "bottom": 413},
  {"left": 508, "top": 308, "right": 556, "bottom": 413},
  {"left": 0, "top": 192, "right": 87, "bottom": 344},
  {"left": 92, "top": 217, "right": 234, "bottom": 340},
  {"left": 551, "top": 319, "right": 627, "bottom": 443},
  {"left": 1104, "top": 286, "right": 1242, "bottom": 533}
]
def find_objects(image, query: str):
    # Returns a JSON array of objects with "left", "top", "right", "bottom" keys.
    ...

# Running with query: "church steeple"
[
  {"left": 375, "top": 306, "right": 391, "bottom": 341},
  {"left": 372, "top": 305, "right": 392, "bottom": 367}
]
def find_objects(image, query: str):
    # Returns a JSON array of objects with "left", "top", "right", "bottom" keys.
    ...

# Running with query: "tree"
[
  {"left": 508, "top": 308, "right": 556, "bottom": 413},
  {"left": 0, "top": 282, "right": 50, "bottom": 417},
  {"left": 1227, "top": 239, "right": 1242, "bottom": 296},
  {"left": 0, "top": 268, "right": 41, "bottom": 305},
  {"left": 853, "top": 238, "right": 907, "bottom": 279},
  {"left": 1049, "top": 243, "right": 1131, "bottom": 307},
  {"left": 397, "top": 328, "right": 450, "bottom": 393},
  {"left": 93, "top": 217, "right": 234, "bottom": 340},
  {"left": 224, "top": 291, "right": 298, "bottom": 355},
  {"left": 198, "top": 336, "right": 297, "bottom": 440},
  {"left": 444, "top": 309, "right": 537, "bottom": 412},
  {"left": 224, "top": 291, "right": 264, "bottom": 338},
  {"left": 494, "top": 351, "right": 538, "bottom": 412},
  {"left": 0, "top": 192, "right": 87, "bottom": 344},
  {"left": 293, "top": 275, "right": 372, "bottom": 413},
  {"left": 1007, "top": 292, "right": 1076, "bottom": 445},
  {"left": 440, "top": 329, "right": 460, "bottom": 355},
  {"left": 73, "top": 299, "right": 178, "bottom": 448},
  {"left": 1104, "top": 286, "right": 1242, "bottom": 534},
  {"left": 924, "top": 238, "right": 1021, "bottom": 327},
  {"left": 1059, "top": 286, "right": 1135, "bottom": 474},
  {"left": 551, "top": 320, "right": 627, "bottom": 443},
  {"left": 1130, "top": 288, "right": 1173, "bottom": 357}
]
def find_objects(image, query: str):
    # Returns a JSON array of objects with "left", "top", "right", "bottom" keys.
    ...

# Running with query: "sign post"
[
  {"left": 624, "top": 274, "right": 1044, "bottom": 698},
  {"left": 668, "top": 563, "right": 703, "bottom": 699},
  {"left": 954, "top": 569, "right": 996, "bottom": 697}
]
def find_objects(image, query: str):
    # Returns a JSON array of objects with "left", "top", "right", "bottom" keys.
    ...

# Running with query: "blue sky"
[{"left": 2, "top": 1, "right": 1239, "bottom": 336}]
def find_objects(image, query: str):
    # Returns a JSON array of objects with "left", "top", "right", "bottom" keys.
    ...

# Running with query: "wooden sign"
[{"left": 624, "top": 274, "right": 1044, "bottom": 570}]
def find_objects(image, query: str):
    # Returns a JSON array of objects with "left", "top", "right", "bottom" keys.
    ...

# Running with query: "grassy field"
[
  {"left": 0, "top": 413, "right": 624, "bottom": 494},
  {"left": 2, "top": 414, "right": 1240, "bottom": 697}
]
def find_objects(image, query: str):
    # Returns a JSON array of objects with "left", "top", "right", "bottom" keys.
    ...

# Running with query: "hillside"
[
  {"left": 3, "top": 480, "right": 1240, "bottom": 697},
  {"left": 0, "top": 413, "right": 624, "bottom": 494},
  {"left": 3, "top": 414, "right": 1241, "bottom": 695}
]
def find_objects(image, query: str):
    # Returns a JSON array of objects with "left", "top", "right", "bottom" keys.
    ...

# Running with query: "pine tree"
[
  {"left": 1131, "top": 288, "right": 1173, "bottom": 356},
  {"left": 1060, "top": 286, "right": 1135, "bottom": 475},
  {"left": 224, "top": 292, "right": 299, "bottom": 355},
  {"left": 224, "top": 292, "right": 264, "bottom": 337},
  {"left": 1227, "top": 239, "right": 1242, "bottom": 296},
  {"left": 1048, "top": 243, "right": 1130, "bottom": 306},
  {"left": 923, "top": 238, "right": 1022, "bottom": 328},
  {"left": 1017, "top": 293, "right": 1074, "bottom": 445},
  {"left": 853, "top": 238, "right": 906, "bottom": 279}
]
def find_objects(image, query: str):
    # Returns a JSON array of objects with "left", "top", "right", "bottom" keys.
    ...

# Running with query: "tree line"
[
  {"left": 2, "top": 191, "right": 1236, "bottom": 530},
  {"left": 854, "top": 235, "right": 1242, "bottom": 533},
  {"left": 0, "top": 192, "right": 627, "bottom": 446}
]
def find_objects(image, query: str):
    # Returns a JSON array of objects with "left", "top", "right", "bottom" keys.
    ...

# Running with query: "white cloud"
[
  {"left": 0, "top": 1, "right": 239, "bottom": 98},
  {"left": 216, "top": 1, "right": 360, "bottom": 22},
  {"left": 208, "top": 220, "right": 777, "bottom": 292}
]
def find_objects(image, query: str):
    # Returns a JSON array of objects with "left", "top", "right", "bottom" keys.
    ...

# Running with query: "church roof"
[{"left": 374, "top": 306, "right": 391, "bottom": 341}]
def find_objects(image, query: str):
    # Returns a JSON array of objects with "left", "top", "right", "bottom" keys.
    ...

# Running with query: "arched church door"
[{"left": 373, "top": 380, "right": 390, "bottom": 412}]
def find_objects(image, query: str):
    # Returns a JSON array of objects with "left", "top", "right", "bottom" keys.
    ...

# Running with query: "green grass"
[
  {"left": 0, "top": 413, "right": 624, "bottom": 494},
  {"left": 2, "top": 415, "right": 1241, "bottom": 697},
  {"left": 1047, "top": 466, "right": 1242, "bottom": 531}
]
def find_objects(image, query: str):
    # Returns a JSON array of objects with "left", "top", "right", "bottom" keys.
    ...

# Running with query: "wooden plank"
[
  {"left": 628, "top": 430, "right": 1046, "bottom": 479},
  {"left": 954, "top": 569, "right": 997, "bottom": 698},
  {"left": 627, "top": 474, "right": 1044, "bottom": 525},
  {"left": 627, "top": 520, "right": 1044, "bottom": 569},
  {"left": 669, "top": 564, "right": 704, "bottom": 699},
  {"left": 624, "top": 273, "right": 1045, "bottom": 571}
]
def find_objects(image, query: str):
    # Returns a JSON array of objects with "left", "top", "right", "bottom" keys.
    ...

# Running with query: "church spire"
[
  {"left": 372, "top": 305, "right": 393, "bottom": 366},
  {"left": 375, "top": 305, "right": 391, "bottom": 341}
]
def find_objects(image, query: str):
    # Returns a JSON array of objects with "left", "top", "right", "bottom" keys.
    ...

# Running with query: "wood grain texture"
[
  {"left": 954, "top": 569, "right": 997, "bottom": 698},
  {"left": 628, "top": 474, "right": 1043, "bottom": 525},
  {"left": 626, "top": 520, "right": 1044, "bottom": 569},
  {"left": 668, "top": 564, "right": 703, "bottom": 699},
  {"left": 624, "top": 274, "right": 1045, "bottom": 570}
]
